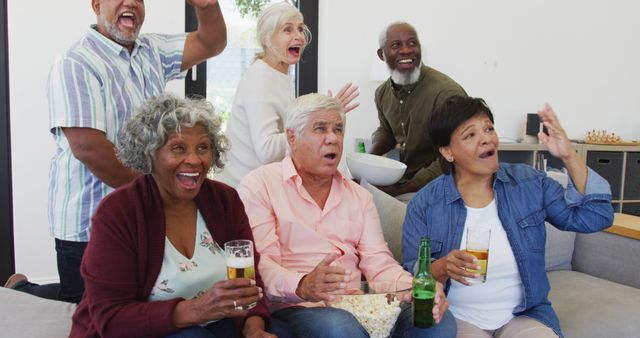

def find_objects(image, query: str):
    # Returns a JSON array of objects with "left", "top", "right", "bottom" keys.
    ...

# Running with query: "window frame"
[{"left": 0, "top": 0, "right": 16, "bottom": 282}]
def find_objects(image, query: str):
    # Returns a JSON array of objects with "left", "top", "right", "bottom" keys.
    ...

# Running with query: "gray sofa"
[
  {"left": 361, "top": 179, "right": 640, "bottom": 338},
  {"left": 0, "top": 285, "right": 75, "bottom": 337},
  {"left": 2, "top": 182, "right": 638, "bottom": 338}
]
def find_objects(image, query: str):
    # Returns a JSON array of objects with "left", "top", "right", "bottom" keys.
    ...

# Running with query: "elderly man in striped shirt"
[{"left": 4, "top": 0, "right": 227, "bottom": 303}]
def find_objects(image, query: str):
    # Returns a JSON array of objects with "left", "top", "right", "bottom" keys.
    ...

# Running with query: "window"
[
  {"left": 0, "top": 0, "right": 15, "bottom": 281},
  {"left": 185, "top": 0, "right": 318, "bottom": 123}
]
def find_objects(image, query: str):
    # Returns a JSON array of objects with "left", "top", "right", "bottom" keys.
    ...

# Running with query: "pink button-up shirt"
[{"left": 237, "top": 157, "right": 411, "bottom": 311}]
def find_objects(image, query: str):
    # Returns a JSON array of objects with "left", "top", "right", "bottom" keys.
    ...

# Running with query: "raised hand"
[
  {"left": 328, "top": 82, "right": 360, "bottom": 113},
  {"left": 295, "top": 253, "right": 350, "bottom": 302},
  {"left": 187, "top": 0, "right": 218, "bottom": 9},
  {"left": 537, "top": 103, "right": 588, "bottom": 193},
  {"left": 537, "top": 103, "right": 574, "bottom": 161}
]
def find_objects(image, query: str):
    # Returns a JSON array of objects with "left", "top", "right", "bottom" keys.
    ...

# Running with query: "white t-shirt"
[
  {"left": 215, "top": 59, "right": 295, "bottom": 187},
  {"left": 447, "top": 199, "right": 525, "bottom": 330}
]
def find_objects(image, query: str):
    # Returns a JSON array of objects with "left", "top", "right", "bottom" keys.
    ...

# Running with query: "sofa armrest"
[
  {"left": 572, "top": 231, "right": 640, "bottom": 288},
  {"left": 0, "top": 287, "right": 75, "bottom": 337}
]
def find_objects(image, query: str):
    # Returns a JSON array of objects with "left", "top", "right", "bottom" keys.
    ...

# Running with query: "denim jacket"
[{"left": 402, "top": 163, "right": 614, "bottom": 337}]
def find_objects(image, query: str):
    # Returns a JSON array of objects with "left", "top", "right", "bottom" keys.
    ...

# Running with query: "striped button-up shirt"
[{"left": 47, "top": 26, "right": 186, "bottom": 241}]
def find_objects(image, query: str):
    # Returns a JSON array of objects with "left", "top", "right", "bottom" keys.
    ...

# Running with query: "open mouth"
[
  {"left": 396, "top": 58, "right": 417, "bottom": 71},
  {"left": 479, "top": 150, "right": 496, "bottom": 159},
  {"left": 288, "top": 46, "right": 301, "bottom": 58},
  {"left": 118, "top": 12, "right": 136, "bottom": 29},
  {"left": 176, "top": 172, "right": 199, "bottom": 189},
  {"left": 324, "top": 153, "right": 337, "bottom": 160}
]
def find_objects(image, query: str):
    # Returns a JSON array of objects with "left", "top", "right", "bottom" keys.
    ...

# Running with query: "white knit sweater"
[{"left": 215, "top": 59, "right": 294, "bottom": 187}]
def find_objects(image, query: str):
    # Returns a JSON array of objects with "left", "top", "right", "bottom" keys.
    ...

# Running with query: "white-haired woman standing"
[
  {"left": 217, "top": 1, "right": 359, "bottom": 187},
  {"left": 69, "top": 94, "right": 292, "bottom": 338}
]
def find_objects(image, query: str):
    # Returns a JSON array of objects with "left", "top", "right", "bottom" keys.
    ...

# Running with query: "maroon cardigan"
[{"left": 70, "top": 175, "right": 270, "bottom": 337}]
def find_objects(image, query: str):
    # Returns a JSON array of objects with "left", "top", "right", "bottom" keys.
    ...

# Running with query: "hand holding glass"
[
  {"left": 224, "top": 239, "right": 257, "bottom": 310},
  {"left": 464, "top": 227, "right": 491, "bottom": 284}
]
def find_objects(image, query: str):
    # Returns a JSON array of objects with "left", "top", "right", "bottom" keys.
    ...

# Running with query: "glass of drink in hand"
[
  {"left": 224, "top": 239, "right": 257, "bottom": 310},
  {"left": 465, "top": 227, "right": 491, "bottom": 284}
]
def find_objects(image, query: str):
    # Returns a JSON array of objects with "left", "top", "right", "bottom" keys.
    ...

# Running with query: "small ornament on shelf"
[{"left": 584, "top": 129, "right": 637, "bottom": 145}]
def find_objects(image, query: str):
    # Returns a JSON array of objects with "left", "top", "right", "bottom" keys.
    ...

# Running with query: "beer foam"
[{"left": 226, "top": 256, "right": 253, "bottom": 268}]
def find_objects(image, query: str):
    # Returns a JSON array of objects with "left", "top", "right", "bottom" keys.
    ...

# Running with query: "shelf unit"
[{"left": 498, "top": 143, "right": 640, "bottom": 216}]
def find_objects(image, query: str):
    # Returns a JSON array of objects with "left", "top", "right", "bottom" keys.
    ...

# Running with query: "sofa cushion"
[
  {"left": 360, "top": 178, "right": 407, "bottom": 261},
  {"left": 548, "top": 270, "right": 640, "bottom": 338},
  {"left": 0, "top": 287, "right": 75, "bottom": 337},
  {"left": 573, "top": 231, "right": 640, "bottom": 288},
  {"left": 544, "top": 222, "right": 576, "bottom": 271}
]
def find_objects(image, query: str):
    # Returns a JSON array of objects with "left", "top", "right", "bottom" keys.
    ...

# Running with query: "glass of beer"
[
  {"left": 465, "top": 227, "right": 491, "bottom": 284},
  {"left": 224, "top": 239, "right": 256, "bottom": 310}
]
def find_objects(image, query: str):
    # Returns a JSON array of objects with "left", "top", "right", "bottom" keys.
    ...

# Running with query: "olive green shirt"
[{"left": 372, "top": 65, "right": 466, "bottom": 189}]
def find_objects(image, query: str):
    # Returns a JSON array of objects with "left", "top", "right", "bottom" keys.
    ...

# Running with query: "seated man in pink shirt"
[{"left": 237, "top": 93, "right": 455, "bottom": 338}]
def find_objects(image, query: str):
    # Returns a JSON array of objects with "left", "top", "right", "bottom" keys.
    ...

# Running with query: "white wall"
[
  {"left": 9, "top": 0, "right": 640, "bottom": 281},
  {"left": 8, "top": 1, "right": 184, "bottom": 282},
  {"left": 318, "top": 0, "right": 640, "bottom": 159}
]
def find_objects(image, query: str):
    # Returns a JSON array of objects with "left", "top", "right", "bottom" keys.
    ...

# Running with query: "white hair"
[
  {"left": 378, "top": 21, "right": 415, "bottom": 50},
  {"left": 284, "top": 93, "right": 345, "bottom": 155},
  {"left": 117, "top": 93, "right": 228, "bottom": 174},
  {"left": 255, "top": 1, "right": 312, "bottom": 60}
]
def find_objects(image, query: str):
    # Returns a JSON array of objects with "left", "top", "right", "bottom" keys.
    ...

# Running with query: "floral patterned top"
[{"left": 148, "top": 209, "right": 227, "bottom": 306}]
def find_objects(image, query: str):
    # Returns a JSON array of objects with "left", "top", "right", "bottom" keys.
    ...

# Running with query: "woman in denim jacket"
[{"left": 402, "top": 96, "right": 613, "bottom": 338}]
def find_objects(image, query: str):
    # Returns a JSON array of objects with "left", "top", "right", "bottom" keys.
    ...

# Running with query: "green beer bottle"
[
  {"left": 357, "top": 141, "right": 366, "bottom": 153},
  {"left": 412, "top": 236, "right": 436, "bottom": 328}
]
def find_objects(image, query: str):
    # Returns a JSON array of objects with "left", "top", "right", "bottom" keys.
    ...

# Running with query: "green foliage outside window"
[{"left": 235, "top": 0, "right": 296, "bottom": 18}]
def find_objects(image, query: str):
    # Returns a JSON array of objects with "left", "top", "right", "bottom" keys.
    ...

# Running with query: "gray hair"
[
  {"left": 378, "top": 21, "right": 417, "bottom": 51},
  {"left": 284, "top": 93, "right": 345, "bottom": 155},
  {"left": 255, "top": 1, "right": 312, "bottom": 60},
  {"left": 117, "top": 93, "right": 229, "bottom": 174}
]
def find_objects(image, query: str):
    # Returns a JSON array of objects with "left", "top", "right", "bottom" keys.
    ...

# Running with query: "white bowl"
[{"left": 346, "top": 152, "right": 407, "bottom": 186}]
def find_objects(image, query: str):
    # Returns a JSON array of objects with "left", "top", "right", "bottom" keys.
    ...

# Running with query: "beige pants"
[{"left": 455, "top": 316, "right": 559, "bottom": 338}]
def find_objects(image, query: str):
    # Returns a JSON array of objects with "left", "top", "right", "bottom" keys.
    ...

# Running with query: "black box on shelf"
[
  {"left": 623, "top": 152, "right": 640, "bottom": 200},
  {"left": 586, "top": 151, "right": 623, "bottom": 200},
  {"left": 622, "top": 203, "right": 640, "bottom": 217}
]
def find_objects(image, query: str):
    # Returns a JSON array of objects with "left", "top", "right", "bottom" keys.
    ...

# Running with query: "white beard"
[{"left": 388, "top": 63, "right": 421, "bottom": 86}]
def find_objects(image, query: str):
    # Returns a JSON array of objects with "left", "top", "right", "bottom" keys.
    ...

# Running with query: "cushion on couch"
[
  {"left": 548, "top": 270, "right": 640, "bottom": 338},
  {"left": 543, "top": 170, "right": 577, "bottom": 272},
  {"left": 360, "top": 178, "right": 407, "bottom": 261},
  {"left": 572, "top": 231, "right": 640, "bottom": 288},
  {"left": 544, "top": 222, "right": 577, "bottom": 271},
  {"left": 0, "top": 286, "right": 75, "bottom": 337}
]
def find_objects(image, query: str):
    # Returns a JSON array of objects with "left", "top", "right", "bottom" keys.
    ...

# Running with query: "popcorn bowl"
[
  {"left": 327, "top": 280, "right": 412, "bottom": 338},
  {"left": 346, "top": 152, "right": 407, "bottom": 186}
]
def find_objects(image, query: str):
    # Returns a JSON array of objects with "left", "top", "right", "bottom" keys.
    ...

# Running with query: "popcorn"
[{"left": 330, "top": 293, "right": 402, "bottom": 338}]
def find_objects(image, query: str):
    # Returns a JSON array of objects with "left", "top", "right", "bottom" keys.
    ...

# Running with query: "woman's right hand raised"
[
  {"left": 438, "top": 250, "right": 481, "bottom": 286},
  {"left": 328, "top": 82, "right": 360, "bottom": 113},
  {"left": 172, "top": 278, "right": 262, "bottom": 327}
]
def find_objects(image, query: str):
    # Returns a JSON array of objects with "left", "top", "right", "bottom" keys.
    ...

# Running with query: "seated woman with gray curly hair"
[{"left": 69, "top": 93, "right": 291, "bottom": 338}]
